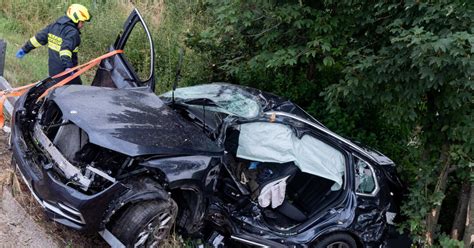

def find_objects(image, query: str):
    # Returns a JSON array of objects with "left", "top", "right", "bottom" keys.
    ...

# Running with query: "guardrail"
[
  {"left": 0, "top": 39, "right": 6, "bottom": 77},
  {"left": 0, "top": 40, "right": 17, "bottom": 132}
]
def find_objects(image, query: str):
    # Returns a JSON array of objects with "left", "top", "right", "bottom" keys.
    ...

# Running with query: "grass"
[
  {"left": 0, "top": 0, "right": 214, "bottom": 92},
  {"left": 0, "top": 14, "right": 49, "bottom": 87},
  {"left": 0, "top": 1, "right": 127, "bottom": 86}
]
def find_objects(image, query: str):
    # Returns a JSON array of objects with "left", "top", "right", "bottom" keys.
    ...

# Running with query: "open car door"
[{"left": 92, "top": 8, "right": 155, "bottom": 91}]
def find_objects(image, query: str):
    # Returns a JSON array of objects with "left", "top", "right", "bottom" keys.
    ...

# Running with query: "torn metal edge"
[
  {"left": 0, "top": 76, "right": 17, "bottom": 133},
  {"left": 99, "top": 228, "right": 126, "bottom": 248}
]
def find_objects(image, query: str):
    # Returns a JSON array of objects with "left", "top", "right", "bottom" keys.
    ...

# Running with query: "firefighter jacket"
[{"left": 22, "top": 16, "right": 80, "bottom": 77}]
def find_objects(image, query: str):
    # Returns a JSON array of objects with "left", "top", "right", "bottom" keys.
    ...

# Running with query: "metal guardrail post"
[
  {"left": 0, "top": 76, "right": 15, "bottom": 133},
  {"left": 0, "top": 39, "right": 6, "bottom": 77},
  {"left": 0, "top": 39, "right": 15, "bottom": 132}
]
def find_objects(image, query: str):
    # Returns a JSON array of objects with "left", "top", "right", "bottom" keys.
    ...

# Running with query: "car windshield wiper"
[
  {"left": 183, "top": 98, "right": 218, "bottom": 107},
  {"left": 43, "top": 120, "right": 72, "bottom": 129}
]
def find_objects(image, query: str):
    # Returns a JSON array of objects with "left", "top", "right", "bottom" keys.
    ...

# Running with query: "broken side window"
[{"left": 354, "top": 157, "right": 377, "bottom": 195}]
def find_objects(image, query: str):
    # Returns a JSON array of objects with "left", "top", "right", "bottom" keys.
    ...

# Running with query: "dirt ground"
[{"left": 0, "top": 131, "right": 108, "bottom": 248}]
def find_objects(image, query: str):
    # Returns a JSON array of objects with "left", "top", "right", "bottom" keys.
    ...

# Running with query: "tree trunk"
[
  {"left": 425, "top": 144, "right": 451, "bottom": 246},
  {"left": 451, "top": 180, "right": 470, "bottom": 240},
  {"left": 464, "top": 183, "right": 473, "bottom": 248}
]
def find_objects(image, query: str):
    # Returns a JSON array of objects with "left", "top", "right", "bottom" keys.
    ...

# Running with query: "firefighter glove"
[{"left": 16, "top": 49, "right": 26, "bottom": 59}]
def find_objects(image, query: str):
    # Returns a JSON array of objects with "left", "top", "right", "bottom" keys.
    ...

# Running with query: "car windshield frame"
[{"left": 161, "top": 83, "right": 263, "bottom": 118}]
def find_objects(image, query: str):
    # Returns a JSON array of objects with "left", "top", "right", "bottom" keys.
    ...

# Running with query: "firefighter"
[{"left": 15, "top": 4, "right": 91, "bottom": 85}]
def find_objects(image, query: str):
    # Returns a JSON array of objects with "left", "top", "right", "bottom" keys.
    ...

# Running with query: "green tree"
[
  {"left": 188, "top": 0, "right": 473, "bottom": 246},
  {"left": 326, "top": 1, "right": 473, "bottom": 245},
  {"left": 186, "top": 0, "right": 396, "bottom": 143}
]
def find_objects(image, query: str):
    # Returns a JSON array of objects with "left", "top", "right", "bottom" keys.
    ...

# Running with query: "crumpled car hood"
[{"left": 48, "top": 85, "right": 222, "bottom": 157}]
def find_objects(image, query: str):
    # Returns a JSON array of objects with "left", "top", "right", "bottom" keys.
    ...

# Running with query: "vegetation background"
[{"left": 0, "top": 0, "right": 472, "bottom": 247}]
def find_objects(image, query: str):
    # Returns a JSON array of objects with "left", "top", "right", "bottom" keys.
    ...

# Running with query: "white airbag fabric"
[
  {"left": 258, "top": 176, "right": 289, "bottom": 208},
  {"left": 237, "top": 122, "right": 345, "bottom": 190}
]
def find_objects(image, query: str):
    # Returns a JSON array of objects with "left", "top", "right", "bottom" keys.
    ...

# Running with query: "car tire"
[
  {"left": 110, "top": 199, "right": 178, "bottom": 247},
  {"left": 312, "top": 233, "right": 358, "bottom": 248}
]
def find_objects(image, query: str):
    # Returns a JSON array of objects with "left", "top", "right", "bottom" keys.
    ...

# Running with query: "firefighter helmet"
[{"left": 66, "top": 4, "right": 91, "bottom": 23}]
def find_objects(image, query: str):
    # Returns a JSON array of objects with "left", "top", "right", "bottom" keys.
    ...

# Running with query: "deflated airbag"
[{"left": 237, "top": 122, "right": 345, "bottom": 190}]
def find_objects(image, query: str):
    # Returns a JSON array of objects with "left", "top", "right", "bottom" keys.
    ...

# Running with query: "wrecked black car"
[{"left": 11, "top": 8, "right": 404, "bottom": 248}]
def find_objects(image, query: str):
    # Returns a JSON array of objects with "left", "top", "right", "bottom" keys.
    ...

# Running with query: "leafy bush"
[{"left": 187, "top": 0, "right": 473, "bottom": 246}]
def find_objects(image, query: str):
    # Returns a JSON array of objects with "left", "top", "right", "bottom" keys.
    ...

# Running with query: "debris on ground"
[{"left": 0, "top": 131, "right": 107, "bottom": 247}]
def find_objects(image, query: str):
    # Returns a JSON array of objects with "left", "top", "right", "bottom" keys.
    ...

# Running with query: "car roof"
[{"left": 265, "top": 111, "right": 394, "bottom": 165}]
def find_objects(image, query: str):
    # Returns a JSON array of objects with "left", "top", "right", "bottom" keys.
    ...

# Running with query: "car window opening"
[
  {"left": 220, "top": 122, "right": 346, "bottom": 230},
  {"left": 355, "top": 157, "right": 378, "bottom": 196},
  {"left": 237, "top": 122, "right": 345, "bottom": 190},
  {"left": 121, "top": 21, "right": 152, "bottom": 83}
]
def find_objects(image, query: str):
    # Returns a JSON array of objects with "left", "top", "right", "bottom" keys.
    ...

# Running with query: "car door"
[
  {"left": 91, "top": 8, "right": 155, "bottom": 91},
  {"left": 352, "top": 154, "right": 391, "bottom": 241}
]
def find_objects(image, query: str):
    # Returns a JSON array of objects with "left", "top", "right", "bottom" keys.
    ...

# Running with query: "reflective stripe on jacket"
[{"left": 22, "top": 16, "right": 81, "bottom": 76}]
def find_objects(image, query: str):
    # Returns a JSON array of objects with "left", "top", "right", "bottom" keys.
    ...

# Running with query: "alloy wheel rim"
[
  {"left": 134, "top": 211, "right": 173, "bottom": 248},
  {"left": 327, "top": 241, "right": 350, "bottom": 248}
]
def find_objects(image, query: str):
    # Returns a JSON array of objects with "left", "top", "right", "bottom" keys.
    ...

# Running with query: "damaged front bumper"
[{"left": 11, "top": 116, "right": 127, "bottom": 232}]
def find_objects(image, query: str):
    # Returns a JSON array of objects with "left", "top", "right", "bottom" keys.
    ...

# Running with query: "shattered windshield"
[{"left": 161, "top": 84, "right": 261, "bottom": 118}]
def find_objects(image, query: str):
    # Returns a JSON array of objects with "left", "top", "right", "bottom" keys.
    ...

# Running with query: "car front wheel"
[
  {"left": 110, "top": 199, "right": 178, "bottom": 247},
  {"left": 313, "top": 233, "right": 358, "bottom": 248}
]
